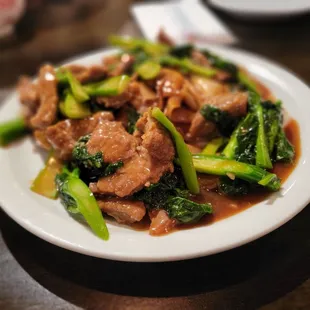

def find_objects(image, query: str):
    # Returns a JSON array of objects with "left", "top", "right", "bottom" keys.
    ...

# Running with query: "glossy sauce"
[{"left": 132, "top": 119, "right": 301, "bottom": 233}]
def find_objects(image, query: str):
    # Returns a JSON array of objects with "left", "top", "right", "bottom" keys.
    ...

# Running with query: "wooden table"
[{"left": 1, "top": 1, "right": 310, "bottom": 309}]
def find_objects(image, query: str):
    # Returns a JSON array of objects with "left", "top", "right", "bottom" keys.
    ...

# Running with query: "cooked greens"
[
  {"left": 55, "top": 167, "right": 109, "bottom": 240},
  {"left": 0, "top": 117, "right": 27, "bottom": 146}
]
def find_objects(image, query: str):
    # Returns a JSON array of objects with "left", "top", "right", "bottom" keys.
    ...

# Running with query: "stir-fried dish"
[{"left": 0, "top": 33, "right": 300, "bottom": 240}]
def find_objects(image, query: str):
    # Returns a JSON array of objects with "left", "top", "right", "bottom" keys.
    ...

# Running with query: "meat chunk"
[
  {"left": 97, "top": 198, "right": 146, "bottom": 224},
  {"left": 186, "top": 112, "right": 216, "bottom": 143},
  {"left": 91, "top": 149, "right": 151, "bottom": 197},
  {"left": 156, "top": 69, "right": 184, "bottom": 98},
  {"left": 86, "top": 121, "right": 137, "bottom": 163},
  {"left": 17, "top": 76, "right": 39, "bottom": 125},
  {"left": 157, "top": 28, "right": 175, "bottom": 46},
  {"left": 90, "top": 111, "right": 175, "bottom": 197},
  {"left": 30, "top": 65, "right": 58, "bottom": 129},
  {"left": 106, "top": 53, "right": 135, "bottom": 76},
  {"left": 46, "top": 111, "right": 114, "bottom": 160},
  {"left": 129, "top": 81, "right": 158, "bottom": 113},
  {"left": 33, "top": 130, "right": 51, "bottom": 150},
  {"left": 149, "top": 209, "right": 176, "bottom": 236},
  {"left": 204, "top": 92, "right": 248, "bottom": 117},
  {"left": 136, "top": 112, "right": 175, "bottom": 184},
  {"left": 96, "top": 90, "right": 132, "bottom": 109},
  {"left": 64, "top": 64, "right": 106, "bottom": 83}
]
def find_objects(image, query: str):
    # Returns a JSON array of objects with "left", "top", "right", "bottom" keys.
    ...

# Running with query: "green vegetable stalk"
[
  {"left": 55, "top": 167, "right": 109, "bottom": 240},
  {"left": 151, "top": 108, "right": 200, "bottom": 194},
  {"left": 136, "top": 60, "right": 161, "bottom": 80},
  {"left": 83, "top": 75, "right": 130, "bottom": 97},
  {"left": 159, "top": 55, "right": 217, "bottom": 78},
  {"left": 0, "top": 117, "right": 28, "bottom": 146},
  {"left": 108, "top": 35, "right": 169, "bottom": 56},
  {"left": 191, "top": 154, "right": 281, "bottom": 191},
  {"left": 249, "top": 92, "right": 273, "bottom": 169},
  {"left": 275, "top": 127, "right": 295, "bottom": 162},
  {"left": 201, "top": 137, "right": 226, "bottom": 155},
  {"left": 66, "top": 71, "right": 89, "bottom": 102}
]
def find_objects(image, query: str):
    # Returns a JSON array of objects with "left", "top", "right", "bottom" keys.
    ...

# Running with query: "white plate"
[
  {"left": 209, "top": 0, "right": 310, "bottom": 19},
  {"left": 1, "top": 46, "right": 310, "bottom": 262}
]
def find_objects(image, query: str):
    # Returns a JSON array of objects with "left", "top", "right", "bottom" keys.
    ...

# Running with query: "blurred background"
[{"left": 0, "top": 1, "right": 310, "bottom": 309}]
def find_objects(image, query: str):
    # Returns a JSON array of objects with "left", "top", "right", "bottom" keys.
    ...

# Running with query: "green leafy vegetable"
[
  {"left": 170, "top": 44, "right": 194, "bottom": 58},
  {"left": 152, "top": 107, "right": 200, "bottom": 194},
  {"left": 202, "top": 50, "right": 238, "bottom": 76},
  {"left": 237, "top": 70, "right": 258, "bottom": 93},
  {"left": 0, "top": 117, "right": 27, "bottom": 146},
  {"left": 55, "top": 167, "right": 109, "bottom": 240},
  {"left": 200, "top": 105, "right": 240, "bottom": 137},
  {"left": 127, "top": 107, "right": 140, "bottom": 134},
  {"left": 218, "top": 176, "right": 250, "bottom": 196},
  {"left": 275, "top": 127, "right": 295, "bottom": 162},
  {"left": 165, "top": 197, "right": 212, "bottom": 224},
  {"left": 72, "top": 135, "right": 123, "bottom": 182},
  {"left": 191, "top": 154, "right": 281, "bottom": 191}
]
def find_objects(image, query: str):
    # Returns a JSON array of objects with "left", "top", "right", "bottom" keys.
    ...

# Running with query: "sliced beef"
[
  {"left": 17, "top": 76, "right": 39, "bottom": 126},
  {"left": 46, "top": 111, "right": 114, "bottom": 160},
  {"left": 149, "top": 209, "right": 176, "bottom": 236},
  {"left": 204, "top": 92, "right": 248, "bottom": 117},
  {"left": 96, "top": 90, "right": 132, "bottom": 109},
  {"left": 180, "top": 80, "right": 200, "bottom": 111},
  {"left": 110, "top": 54, "right": 135, "bottom": 76},
  {"left": 186, "top": 112, "right": 216, "bottom": 143},
  {"left": 30, "top": 65, "right": 58, "bottom": 129},
  {"left": 86, "top": 121, "right": 137, "bottom": 163},
  {"left": 91, "top": 149, "right": 152, "bottom": 197},
  {"left": 191, "top": 50, "right": 210, "bottom": 67},
  {"left": 136, "top": 112, "right": 175, "bottom": 184},
  {"left": 90, "top": 111, "right": 175, "bottom": 197},
  {"left": 129, "top": 81, "right": 158, "bottom": 113},
  {"left": 97, "top": 198, "right": 146, "bottom": 224},
  {"left": 33, "top": 130, "right": 51, "bottom": 150},
  {"left": 64, "top": 64, "right": 106, "bottom": 83}
]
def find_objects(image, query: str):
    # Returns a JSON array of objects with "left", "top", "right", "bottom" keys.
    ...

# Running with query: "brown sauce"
[{"left": 132, "top": 118, "right": 301, "bottom": 233}]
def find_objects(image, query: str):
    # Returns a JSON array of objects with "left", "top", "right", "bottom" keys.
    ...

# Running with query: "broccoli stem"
[
  {"left": 108, "top": 35, "right": 169, "bottom": 56},
  {"left": 136, "top": 60, "right": 161, "bottom": 80},
  {"left": 66, "top": 71, "right": 89, "bottom": 102},
  {"left": 237, "top": 70, "right": 258, "bottom": 93},
  {"left": 83, "top": 75, "right": 130, "bottom": 97},
  {"left": 151, "top": 108, "right": 200, "bottom": 194},
  {"left": 191, "top": 154, "right": 281, "bottom": 191},
  {"left": 201, "top": 137, "right": 226, "bottom": 155},
  {"left": 31, "top": 152, "right": 63, "bottom": 199},
  {"left": 56, "top": 167, "right": 109, "bottom": 240},
  {"left": 250, "top": 92, "right": 273, "bottom": 169},
  {"left": 60, "top": 91, "right": 91, "bottom": 119},
  {"left": 0, "top": 117, "right": 27, "bottom": 146},
  {"left": 159, "top": 55, "right": 217, "bottom": 78},
  {"left": 222, "top": 119, "right": 243, "bottom": 159}
]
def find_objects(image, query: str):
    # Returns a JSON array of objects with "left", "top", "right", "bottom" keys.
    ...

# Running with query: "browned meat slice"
[
  {"left": 186, "top": 112, "right": 216, "bottom": 143},
  {"left": 129, "top": 81, "right": 158, "bottom": 113},
  {"left": 30, "top": 65, "right": 58, "bottom": 129},
  {"left": 169, "top": 108, "right": 195, "bottom": 124},
  {"left": 46, "top": 111, "right": 114, "bottom": 160},
  {"left": 136, "top": 112, "right": 175, "bottom": 184},
  {"left": 90, "top": 111, "right": 175, "bottom": 197},
  {"left": 17, "top": 76, "right": 39, "bottom": 125},
  {"left": 157, "top": 28, "right": 175, "bottom": 46},
  {"left": 33, "top": 130, "right": 51, "bottom": 150},
  {"left": 204, "top": 92, "right": 248, "bottom": 117},
  {"left": 149, "top": 209, "right": 176, "bottom": 236},
  {"left": 191, "top": 50, "right": 210, "bottom": 66},
  {"left": 96, "top": 90, "right": 132, "bottom": 109},
  {"left": 180, "top": 80, "right": 200, "bottom": 111},
  {"left": 187, "top": 144, "right": 202, "bottom": 154},
  {"left": 86, "top": 121, "right": 137, "bottom": 163},
  {"left": 111, "top": 54, "right": 135, "bottom": 76},
  {"left": 156, "top": 68, "right": 184, "bottom": 98},
  {"left": 64, "top": 64, "right": 106, "bottom": 83},
  {"left": 97, "top": 198, "right": 146, "bottom": 224},
  {"left": 91, "top": 149, "right": 151, "bottom": 197}
]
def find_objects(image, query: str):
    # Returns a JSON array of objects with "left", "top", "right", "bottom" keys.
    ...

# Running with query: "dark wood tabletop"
[{"left": 1, "top": 1, "right": 310, "bottom": 309}]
